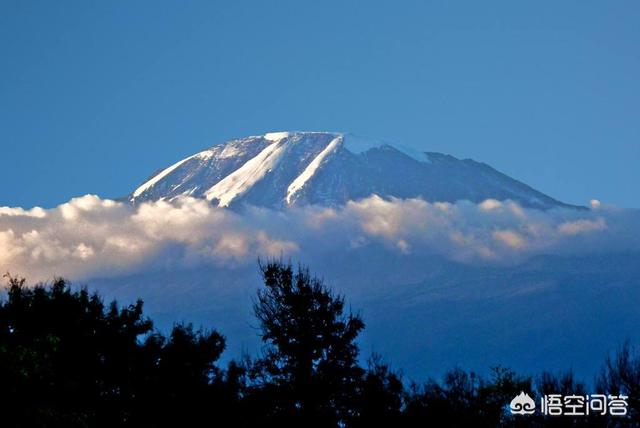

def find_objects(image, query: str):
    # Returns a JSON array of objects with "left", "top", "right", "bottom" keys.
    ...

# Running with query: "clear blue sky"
[{"left": 1, "top": 1, "right": 638, "bottom": 208}]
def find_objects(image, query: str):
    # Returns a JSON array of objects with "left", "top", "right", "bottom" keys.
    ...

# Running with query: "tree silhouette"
[
  {"left": 249, "top": 261, "right": 365, "bottom": 426},
  {"left": 403, "top": 367, "right": 531, "bottom": 428},
  {"left": 0, "top": 276, "right": 229, "bottom": 427},
  {"left": 352, "top": 355, "right": 404, "bottom": 427},
  {"left": 597, "top": 341, "right": 640, "bottom": 423},
  {"left": 2, "top": 268, "right": 640, "bottom": 427}
]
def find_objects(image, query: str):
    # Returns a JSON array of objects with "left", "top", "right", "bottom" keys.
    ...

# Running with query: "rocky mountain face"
[{"left": 129, "top": 131, "right": 578, "bottom": 210}]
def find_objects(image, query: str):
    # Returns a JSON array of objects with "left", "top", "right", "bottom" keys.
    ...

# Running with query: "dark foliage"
[
  {"left": 0, "top": 276, "right": 230, "bottom": 427},
  {"left": 246, "top": 261, "right": 365, "bottom": 426},
  {"left": 402, "top": 366, "right": 530, "bottom": 427},
  {"left": 1, "top": 265, "right": 639, "bottom": 427},
  {"left": 598, "top": 342, "right": 640, "bottom": 419},
  {"left": 352, "top": 355, "right": 404, "bottom": 427}
]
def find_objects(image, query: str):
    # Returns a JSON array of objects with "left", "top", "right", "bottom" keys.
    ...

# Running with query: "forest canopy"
[{"left": 1, "top": 263, "right": 638, "bottom": 427}]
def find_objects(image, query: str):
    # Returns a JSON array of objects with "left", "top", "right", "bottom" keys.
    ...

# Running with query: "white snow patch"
[
  {"left": 264, "top": 132, "right": 290, "bottom": 141},
  {"left": 205, "top": 140, "right": 288, "bottom": 207},
  {"left": 196, "top": 149, "right": 216, "bottom": 160},
  {"left": 286, "top": 136, "right": 343, "bottom": 204},
  {"left": 218, "top": 145, "right": 243, "bottom": 159},
  {"left": 181, "top": 187, "right": 199, "bottom": 196},
  {"left": 131, "top": 154, "right": 196, "bottom": 200}
]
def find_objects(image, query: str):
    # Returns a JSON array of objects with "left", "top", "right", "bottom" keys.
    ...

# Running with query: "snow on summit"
[
  {"left": 128, "top": 131, "right": 578, "bottom": 210},
  {"left": 205, "top": 137, "right": 288, "bottom": 207},
  {"left": 286, "top": 135, "right": 343, "bottom": 205}
]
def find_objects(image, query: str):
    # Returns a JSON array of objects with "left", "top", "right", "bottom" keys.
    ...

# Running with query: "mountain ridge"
[{"left": 128, "top": 131, "right": 583, "bottom": 210}]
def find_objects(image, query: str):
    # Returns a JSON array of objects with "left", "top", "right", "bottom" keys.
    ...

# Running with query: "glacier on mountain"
[{"left": 129, "top": 131, "right": 580, "bottom": 210}]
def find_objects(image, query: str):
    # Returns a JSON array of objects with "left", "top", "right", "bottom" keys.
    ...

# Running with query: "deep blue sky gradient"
[{"left": 1, "top": 1, "right": 638, "bottom": 207}]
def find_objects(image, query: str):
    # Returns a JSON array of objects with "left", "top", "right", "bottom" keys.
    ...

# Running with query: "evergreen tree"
[{"left": 249, "top": 261, "right": 365, "bottom": 427}]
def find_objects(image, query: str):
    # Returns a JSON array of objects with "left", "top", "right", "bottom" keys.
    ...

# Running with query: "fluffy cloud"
[{"left": 0, "top": 194, "right": 638, "bottom": 281}]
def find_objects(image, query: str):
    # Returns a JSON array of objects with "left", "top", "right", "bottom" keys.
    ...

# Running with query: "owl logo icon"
[{"left": 510, "top": 391, "right": 536, "bottom": 415}]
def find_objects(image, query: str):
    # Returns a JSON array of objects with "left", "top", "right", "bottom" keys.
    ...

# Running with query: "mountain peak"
[{"left": 129, "top": 131, "right": 577, "bottom": 210}]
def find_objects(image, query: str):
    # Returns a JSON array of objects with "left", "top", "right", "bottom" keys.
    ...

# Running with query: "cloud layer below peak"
[{"left": 1, "top": 195, "right": 638, "bottom": 281}]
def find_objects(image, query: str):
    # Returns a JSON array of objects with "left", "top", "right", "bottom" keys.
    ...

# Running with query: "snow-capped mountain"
[{"left": 129, "top": 131, "right": 577, "bottom": 209}]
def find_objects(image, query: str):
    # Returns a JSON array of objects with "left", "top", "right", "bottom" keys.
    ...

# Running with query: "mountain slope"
[
  {"left": 129, "top": 131, "right": 578, "bottom": 209},
  {"left": 90, "top": 251, "right": 640, "bottom": 381}
]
